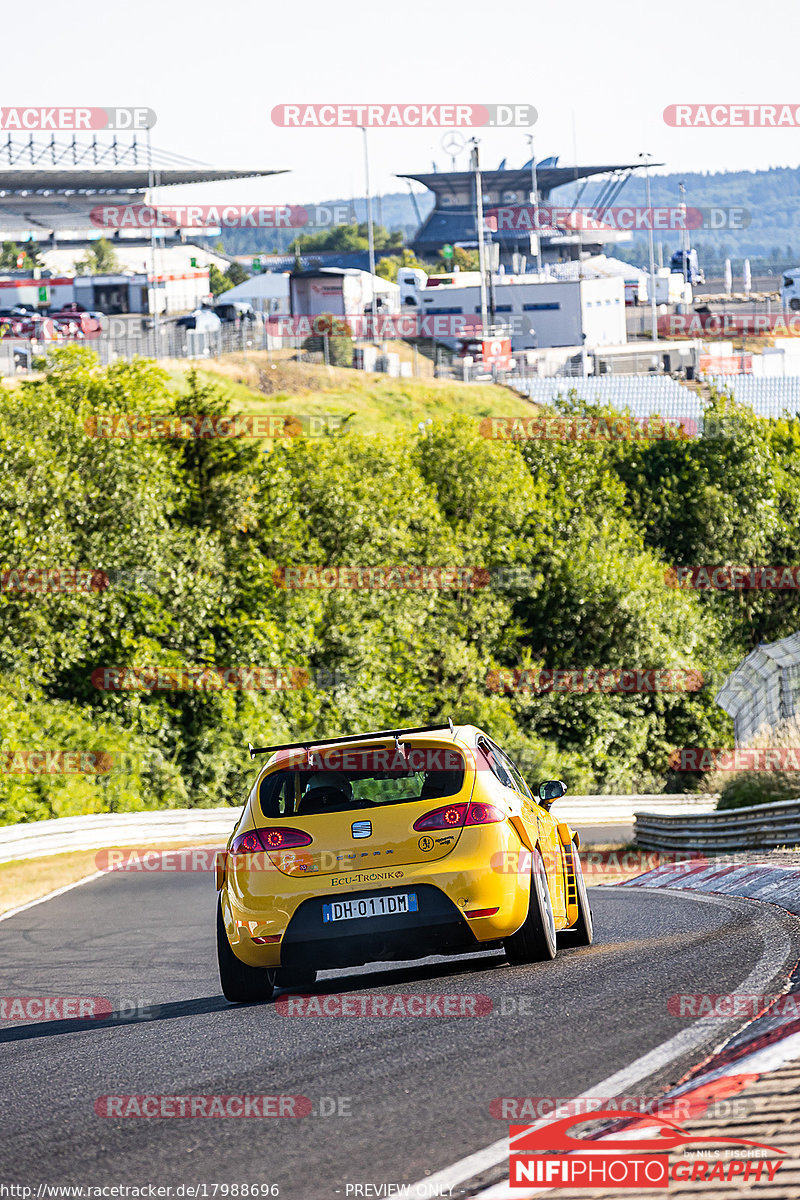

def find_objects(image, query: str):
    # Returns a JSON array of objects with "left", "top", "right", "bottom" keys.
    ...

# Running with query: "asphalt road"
[{"left": 1, "top": 871, "right": 798, "bottom": 1198}]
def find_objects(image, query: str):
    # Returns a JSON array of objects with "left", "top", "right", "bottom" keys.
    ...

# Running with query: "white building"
[
  {"left": 290, "top": 268, "right": 400, "bottom": 319},
  {"left": 217, "top": 271, "right": 291, "bottom": 315},
  {"left": 399, "top": 268, "right": 626, "bottom": 350}
]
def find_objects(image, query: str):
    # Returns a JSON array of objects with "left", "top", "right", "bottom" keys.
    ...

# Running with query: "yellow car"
[{"left": 216, "top": 721, "right": 593, "bottom": 1002}]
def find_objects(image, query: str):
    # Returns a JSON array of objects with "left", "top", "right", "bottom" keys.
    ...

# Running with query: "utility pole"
[
  {"left": 471, "top": 139, "right": 489, "bottom": 337},
  {"left": 640, "top": 151, "right": 658, "bottom": 342},
  {"left": 527, "top": 134, "right": 541, "bottom": 275},
  {"left": 361, "top": 127, "right": 378, "bottom": 337},
  {"left": 146, "top": 124, "right": 160, "bottom": 337}
]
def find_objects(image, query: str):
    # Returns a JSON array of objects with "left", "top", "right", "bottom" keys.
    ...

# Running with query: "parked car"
[
  {"left": 49, "top": 309, "right": 104, "bottom": 338},
  {"left": 213, "top": 301, "right": 259, "bottom": 326},
  {"left": 175, "top": 309, "right": 222, "bottom": 332}
]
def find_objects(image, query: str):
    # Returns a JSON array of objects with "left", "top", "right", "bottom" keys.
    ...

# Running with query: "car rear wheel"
[
  {"left": 561, "top": 840, "right": 593, "bottom": 946},
  {"left": 504, "top": 847, "right": 557, "bottom": 964},
  {"left": 216, "top": 896, "right": 276, "bottom": 1003}
]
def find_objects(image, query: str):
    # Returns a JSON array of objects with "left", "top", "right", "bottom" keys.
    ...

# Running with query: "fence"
[
  {"left": 634, "top": 796, "right": 800, "bottom": 851},
  {"left": 1, "top": 794, "right": 714, "bottom": 865}
]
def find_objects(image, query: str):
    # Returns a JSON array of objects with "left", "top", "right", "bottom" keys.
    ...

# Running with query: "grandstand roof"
[
  {"left": 0, "top": 167, "right": 287, "bottom": 195},
  {"left": 398, "top": 164, "right": 652, "bottom": 200}
]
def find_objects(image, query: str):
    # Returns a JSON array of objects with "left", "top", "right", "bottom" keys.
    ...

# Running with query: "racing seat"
[
  {"left": 297, "top": 786, "right": 352, "bottom": 815},
  {"left": 419, "top": 769, "right": 461, "bottom": 800}
]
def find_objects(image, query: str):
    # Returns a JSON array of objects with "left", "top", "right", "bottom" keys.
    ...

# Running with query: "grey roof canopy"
[
  {"left": 0, "top": 167, "right": 287, "bottom": 195},
  {"left": 716, "top": 632, "right": 800, "bottom": 745}
]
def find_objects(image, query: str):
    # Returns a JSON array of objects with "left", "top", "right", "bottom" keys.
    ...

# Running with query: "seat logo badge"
[{"left": 352, "top": 820, "right": 372, "bottom": 839}]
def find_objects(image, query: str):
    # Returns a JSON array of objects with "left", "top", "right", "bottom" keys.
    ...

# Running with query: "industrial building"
[{"left": 398, "top": 267, "right": 626, "bottom": 350}]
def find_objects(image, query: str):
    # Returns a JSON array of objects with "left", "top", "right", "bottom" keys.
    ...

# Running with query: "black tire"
[
  {"left": 275, "top": 966, "right": 317, "bottom": 989},
  {"left": 560, "top": 840, "right": 593, "bottom": 946},
  {"left": 216, "top": 896, "right": 276, "bottom": 1003},
  {"left": 504, "top": 847, "right": 557, "bottom": 964}
]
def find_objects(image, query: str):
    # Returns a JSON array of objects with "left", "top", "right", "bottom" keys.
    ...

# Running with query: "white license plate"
[{"left": 322, "top": 893, "right": 418, "bottom": 923}]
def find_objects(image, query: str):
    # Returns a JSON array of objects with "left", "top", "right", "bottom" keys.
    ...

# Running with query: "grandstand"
[
  {"left": 703, "top": 374, "right": 800, "bottom": 417},
  {"left": 513, "top": 375, "right": 704, "bottom": 424},
  {"left": 399, "top": 158, "right": 657, "bottom": 267},
  {"left": 0, "top": 136, "right": 286, "bottom": 240}
]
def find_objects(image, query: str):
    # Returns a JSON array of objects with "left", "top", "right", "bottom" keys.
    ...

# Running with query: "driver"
[{"left": 300, "top": 771, "right": 353, "bottom": 812}]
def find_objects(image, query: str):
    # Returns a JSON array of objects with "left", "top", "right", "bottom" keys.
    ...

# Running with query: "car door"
[{"left": 482, "top": 737, "right": 567, "bottom": 921}]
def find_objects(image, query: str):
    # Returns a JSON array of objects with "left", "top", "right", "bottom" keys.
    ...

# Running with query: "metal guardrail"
[
  {"left": 553, "top": 794, "right": 714, "bottom": 825},
  {"left": 0, "top": 795, "right": 713, "bottom": 864},
  {"left": 0, "top": 808, "right": 238, "bottom": 865},
  {"left": 635, "top": 796, "right": 800, "bottom": 851}
]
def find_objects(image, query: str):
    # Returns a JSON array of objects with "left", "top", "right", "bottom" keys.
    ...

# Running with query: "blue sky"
[{"left": 5, "top": 0, "right": 800, "bottom": 208}]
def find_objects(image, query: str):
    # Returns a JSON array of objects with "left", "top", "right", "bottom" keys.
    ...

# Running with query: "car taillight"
[
  {"left": 465, "top": 802, "right": 505, "bottom": 825},
  {"left": 231, "top": 828, "right": 312, "bottom": 853},
  {"left": 413, "top": 804, "right": 467, "bottom": 831},
  {"left": 412, "top": 802, "right": 505, "bottom": 832}
]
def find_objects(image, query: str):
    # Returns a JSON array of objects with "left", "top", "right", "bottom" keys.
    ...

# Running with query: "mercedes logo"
[{"left": 441, "top": 131, "right": 466, "bottom": 156}]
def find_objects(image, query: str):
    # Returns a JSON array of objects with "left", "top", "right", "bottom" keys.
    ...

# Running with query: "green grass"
[{"left": 162, "top": 351, "right": 539, "bottom": 438}]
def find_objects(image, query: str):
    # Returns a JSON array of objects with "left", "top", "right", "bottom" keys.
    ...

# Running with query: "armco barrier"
[
  {"left": 0, "top": 808, "right": 238, "bottom": 865},
  {"left": 635, "top": 796, "right": 800, "bottom": 852},
  {"left": 0, "top": 795, "right": 714, "bottom": 865},
  {"left": 551, "top": 794, "right": 714, "bottom": 825}
]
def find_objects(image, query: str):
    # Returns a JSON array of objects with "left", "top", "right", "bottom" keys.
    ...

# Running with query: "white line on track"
[
  {"left": 0, "top": 871, "right": 104, "bottom": 923},
  {"left": 408, "top": 888, "right": 795, "bottom": 1199}
]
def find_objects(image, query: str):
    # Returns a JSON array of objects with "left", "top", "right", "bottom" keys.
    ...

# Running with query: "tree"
[
  {"left": 208, "top": 264, "right": 228, "bottom": 296},
  {"left": 289, "top": 223, "right": 404, "bottom": 255},
  {"left": 225, "top": 261, "right": 249, "bottom": 288},
  {"left": 428, "top": 246, "right": 480, "bottom": 274},
  {"left": 209, "top": 261, "right": 250, "bottom": 297},
  {"left": 0, "top": 240, "right": 42, "bottom": 271},
  {"left": 375, "top": 249, "right": 427, "bottom": 282},
  {"left": 75, "top": 239, "right": 121, "bottom": 275}
]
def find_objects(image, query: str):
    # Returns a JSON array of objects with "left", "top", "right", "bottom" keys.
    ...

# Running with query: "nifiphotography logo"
[{"left": 509, "top": 1110, "right": 785, "bottom": 1188}]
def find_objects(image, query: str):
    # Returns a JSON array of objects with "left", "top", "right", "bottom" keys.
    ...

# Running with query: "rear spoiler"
[{"left": 248, "top": 719, "right": 455, "bottom": 760}]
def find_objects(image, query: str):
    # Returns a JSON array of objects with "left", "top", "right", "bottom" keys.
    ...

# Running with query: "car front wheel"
[{"left": 504, "top": 847, "right": 557, "bottom": 964}]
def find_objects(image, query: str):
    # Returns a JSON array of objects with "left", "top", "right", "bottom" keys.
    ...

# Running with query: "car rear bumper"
[
  {"left": 279, "top": 883, "right": 493, "bottom": 969},
  {"left": 221, "top": 830, "right": 533, "bottom": 968}
]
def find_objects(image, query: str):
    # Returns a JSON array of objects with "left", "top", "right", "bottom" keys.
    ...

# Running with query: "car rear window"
[{"left": 258, "top": 747, "right": 466, "bottom": 818}]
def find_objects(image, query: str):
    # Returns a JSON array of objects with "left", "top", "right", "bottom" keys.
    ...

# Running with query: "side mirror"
[{"left": 537, "top": 779, "right": 567, "bottom": 810}]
